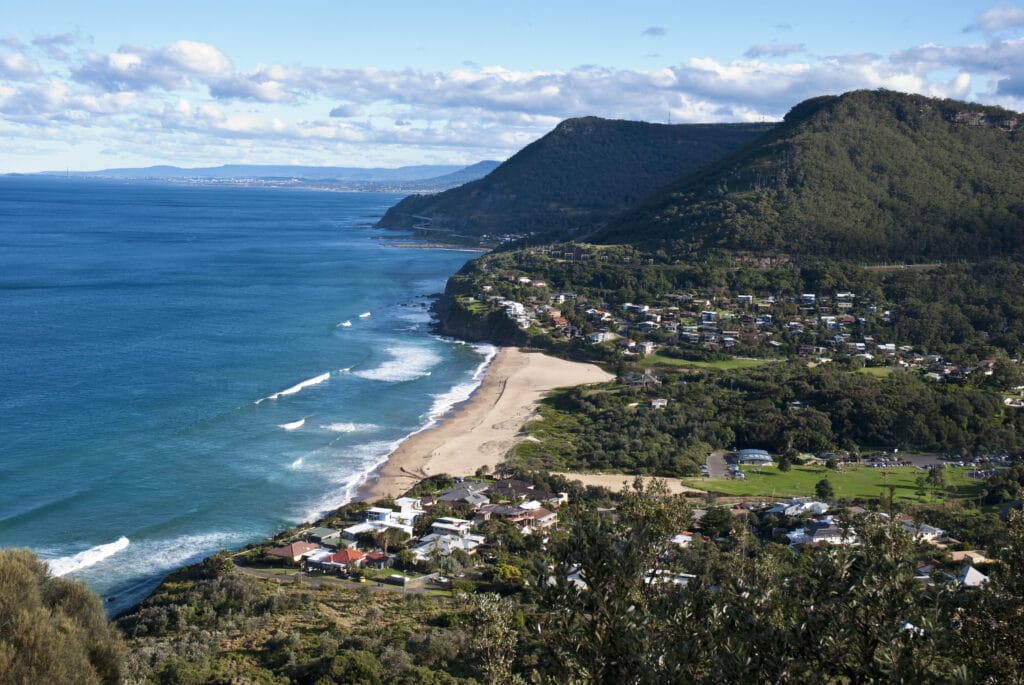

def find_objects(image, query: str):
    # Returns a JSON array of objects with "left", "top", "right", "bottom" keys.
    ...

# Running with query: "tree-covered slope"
[
  {"left": 377, "top": 117, "right": 774, "bottom": 238},
  {"left": 596, "top": 90, "right": 1024, "bottom": 260}
]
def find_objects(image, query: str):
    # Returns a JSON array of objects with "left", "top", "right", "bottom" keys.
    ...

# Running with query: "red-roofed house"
[
  {"left": 308, "top": 548, "right": 367, "bottom": 574},
  {"left": 266, "top": 541, "right": 321, "bottom": 563}
]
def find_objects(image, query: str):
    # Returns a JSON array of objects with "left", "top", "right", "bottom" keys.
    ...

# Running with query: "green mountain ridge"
[
  {"left": 594, "top": 90, "right": 1024, "bottom": 260},
  {"left": 376, "top": 117, "right": 774, "bottom": 239}
]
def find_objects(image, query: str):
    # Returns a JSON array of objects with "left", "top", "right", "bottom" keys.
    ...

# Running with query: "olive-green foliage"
[
  {"left": 599, "top": 90, "right": 1024, "bottom": 261},
  {"left": 379, "top": 117, "right": 772, "bottom": 238},
  {"left": 516, "top": 361, "right": 1024, "bottom": 478},
  {"left": 538, "top": 487, "right": 1024, "bottom": 684},
  {"left": 0, "top": 548, "right": 125, "bottom": 684}
]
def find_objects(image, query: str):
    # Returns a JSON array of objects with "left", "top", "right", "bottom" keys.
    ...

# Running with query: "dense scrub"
[
  {"left": 598, "top": 90, "right": 1024, "bottom": 261},
  {"left": 378, "top": 117, "right": 772, "bottom": 239}
]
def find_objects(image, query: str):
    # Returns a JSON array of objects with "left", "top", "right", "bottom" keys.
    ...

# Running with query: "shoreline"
[{"left": 356, "top": 347, "right": 614, "bottom": 501}]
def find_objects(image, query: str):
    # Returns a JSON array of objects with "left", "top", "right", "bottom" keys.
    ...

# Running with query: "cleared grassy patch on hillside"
[
  {"left": 684, "top": 464, "right": 983, "bottom": 503},
  {"left": 638, "top": 353, "right": 771, "bottom": 370}
]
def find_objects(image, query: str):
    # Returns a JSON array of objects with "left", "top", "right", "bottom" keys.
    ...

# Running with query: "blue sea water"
[{"left": 0, "top": 177, "right": 491, "bottom": 612}]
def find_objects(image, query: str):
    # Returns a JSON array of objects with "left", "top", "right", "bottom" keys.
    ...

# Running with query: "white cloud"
[
  {"left": 971, "top": 6, "right": 1024, "bottom": 32},
  {"left": 3, "top": 30, "right": 1024, "bottom": 170},
  {"left": 0, "top": 52, "right": 42, "bottom": 78}
]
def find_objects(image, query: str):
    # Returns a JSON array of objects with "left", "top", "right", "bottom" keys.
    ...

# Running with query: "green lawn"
[
  {"left": 856, "top": 366, "right": 895, "bottom": 377},
  {"left": 684, "top": 464, "right": 982, "bottom": 503},
  {"left": 638, "top": 353, "right": 771, "bottom": 370}
]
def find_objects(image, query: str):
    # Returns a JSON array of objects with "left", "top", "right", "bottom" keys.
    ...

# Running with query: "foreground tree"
[{"left": 0, "top": 549, "right": 125, "bottom": 684}]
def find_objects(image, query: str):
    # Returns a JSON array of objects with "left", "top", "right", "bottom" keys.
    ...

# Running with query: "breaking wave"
[
  {"left": 255, "top": 372, "right": 330, "bottom": 404},
  {"left": 352, "top": 346, "right": 440, "bottom": 382},
  {"left": 279, "top": 418, "right": 306, "bottom": 431},
  {"left": 324, "top": 422, "right": 378, "bottom": 433},
  {"left": 48, "top": 536, "right": 130, "bottom": 577}
]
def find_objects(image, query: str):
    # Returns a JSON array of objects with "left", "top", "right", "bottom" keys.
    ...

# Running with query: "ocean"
[{"left": 0, "top": 176, "right": 492, "bottom": 613}]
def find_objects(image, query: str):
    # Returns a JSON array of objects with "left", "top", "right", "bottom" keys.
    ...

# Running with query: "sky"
[{"left": 2, "top": 1, "right": 1024, "bottom": 172}]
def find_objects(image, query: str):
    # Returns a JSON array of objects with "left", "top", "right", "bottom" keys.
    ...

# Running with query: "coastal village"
[
  {"left": 246, "top": 462, "right": 999, "bottom": 598},
  {"left": 455, "top": 245, "right": 1024, "bottom": 400}
]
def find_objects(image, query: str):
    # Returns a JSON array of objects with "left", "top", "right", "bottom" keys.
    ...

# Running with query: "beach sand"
[{"left": 359, "top": 347, "right": 614, "bottom": 500}]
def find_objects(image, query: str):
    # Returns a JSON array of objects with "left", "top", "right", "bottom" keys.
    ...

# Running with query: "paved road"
[{"left": 706, "top": 449, "right": 729, "bottom": 479}]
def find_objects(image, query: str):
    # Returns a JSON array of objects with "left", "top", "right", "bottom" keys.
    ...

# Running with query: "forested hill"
[
  {"left": 376, "top": 117, "right": 774, "bottom": 239},
  {"left": 594, "top": 90, "right": 1024, "bottom": 260}
]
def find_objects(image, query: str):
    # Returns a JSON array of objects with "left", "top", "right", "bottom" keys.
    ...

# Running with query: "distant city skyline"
[{"left": 2, "top": 1, "right": 1023, "bottom": 172}]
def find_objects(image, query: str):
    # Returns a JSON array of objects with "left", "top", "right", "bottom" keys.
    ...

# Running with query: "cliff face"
[{"left": 431, "top": 290, "right": 527, "bottom": 346}]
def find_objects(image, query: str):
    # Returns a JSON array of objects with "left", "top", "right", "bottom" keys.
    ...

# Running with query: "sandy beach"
[{"left": 359, "top": 347, "right": 613, "bottom": 500}]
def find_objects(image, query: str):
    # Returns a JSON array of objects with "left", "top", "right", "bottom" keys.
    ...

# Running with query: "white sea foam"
[
  {"left": 352, "top": 346, "right": 440, "bottom": 382},
  {"left": 358, "top": 311, "right": 371, "bottom": 318},
  {"left": 299, "top": 439, "right": 406, "bottom": 521},
  {"left": 338, "top": 321, "right": 352, "bottom": 328},
  {"left": 48, "top": 536, "right": 130, "bottom": 577},
  {"left": 323, "top": 422, "right": 378, "bottom": 433},
  {"left": 428, "top": 343, "right": 497, "bottom": 419},
  {"left": 338, "top": 367, "right": 351, "bottom": 374},
  {"left": 255, "top": 371, "right": 330, "bottom": 403},
  {"left": 279, "top": 418, "right": 306, "bottom": 431},
  {"left": 289, "top": 457, "right": 304, "bottom": 469}
]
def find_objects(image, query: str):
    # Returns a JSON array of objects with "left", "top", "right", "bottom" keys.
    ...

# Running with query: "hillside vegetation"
[
  {"left": 377, "top": 117, "right": 773, "bottom": 240},
  {"left": 596, "top": 90, "right": 1024, "bottom": 260}
]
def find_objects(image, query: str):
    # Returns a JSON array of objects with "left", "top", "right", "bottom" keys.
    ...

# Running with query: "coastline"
[{"left": 357, "top": 347, "right": 614, "bottom": 500}]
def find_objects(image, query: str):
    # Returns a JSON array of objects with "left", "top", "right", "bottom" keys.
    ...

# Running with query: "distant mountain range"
[
  {"left": 595, "top": 90, "right": 1024, "bottom": 260},
  {"left": 34, "top": 161, "right": 502, "bottom": 193},
  {"left": 376, "top": 117, "right": 773, "bottom": 239}
]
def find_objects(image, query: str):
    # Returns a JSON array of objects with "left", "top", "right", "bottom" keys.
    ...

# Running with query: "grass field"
[
  {"left": 684, "top": 464, "right": 983, "bottom": 503},
  {"left": 856, "top": 366, "right": 895, "bottom": 377},
  {"left": 638, "top": 353, "right": 771, "bottom": 370}
]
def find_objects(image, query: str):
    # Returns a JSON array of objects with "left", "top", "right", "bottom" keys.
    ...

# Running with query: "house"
[
  {"left": 364, "top": 552, "right": 393, "bottom": 569},
  {"left": 266, "top": 541, "right": 321, "bottom": 563},
  {"left": 736, "top": 448, "right": 773, "bottom": 465},
  {"left": 438, "top": 486, "right": 491, "bottom": 508},
  {"left": 638, "top": 341, "right": 657, "bottom": 355},
  {"left": 305, "top": 527, "right": 343, "bottom": 547},
  {"left": 651, "top": 398, "right": 669, "bottom": 410},
  {"left": 412, "top": 533, "right": 485, "bottom": 560},
  {"left": 343, "top": 505, "right": 416, "bottom": 540},
  {"left": 901, "top": 521, "right": 947, "bottom": 542},
  {"left": 765, "top": 498, "right": 830, "bottom": 517},
  {"left": 308, "top": 548, "right": 366, "bottom": 573},
  {"left": 431, "top": 516, "right": 474, "bottom": 537},
  {"left": 521, "top": 506, "right": 558, "bottom": 534},
  {"left": 954, "top": 564, "right": 990, "bottom": 588},
  {"left": 787, "top": 520, "right": 857, "bottom": 547}
]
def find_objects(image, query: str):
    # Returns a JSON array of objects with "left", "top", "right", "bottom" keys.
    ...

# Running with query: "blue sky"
[{"left": 2, "top": 1, "right": 1023, "bottom": 171}]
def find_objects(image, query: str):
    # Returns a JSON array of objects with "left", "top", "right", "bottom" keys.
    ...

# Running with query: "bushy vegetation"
[
  {"left": 598, "top": 90, "right": 1024, "bottom": 260},
  {"left": 0, "top": 549, "right": 125, "bottom": 684},
  {"left": 513, "top": 361, "right": 1024, "bottom": 478}
]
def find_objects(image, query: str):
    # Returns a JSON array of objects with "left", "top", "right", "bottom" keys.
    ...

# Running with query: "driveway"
[{"left": 706, "top": 449, "right": 730, "bottom": 479}]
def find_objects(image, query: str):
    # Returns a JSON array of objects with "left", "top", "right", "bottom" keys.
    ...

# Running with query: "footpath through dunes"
[{"left": 360, "top": 348, "right": 613, "bottom": 499}]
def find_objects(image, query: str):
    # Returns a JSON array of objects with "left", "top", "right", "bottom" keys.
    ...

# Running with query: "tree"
[
  {"left": 700, "top": 506, "right": 735, "bottom": 538},
  {"left": 815, "top": 478, "right": 835, "bottom": 501},
  {"left": 538, "top": 479, "right": 692, "bottom": 683},
  {"left": 925, "top": 466, "right": 947, "bottom": 499}
]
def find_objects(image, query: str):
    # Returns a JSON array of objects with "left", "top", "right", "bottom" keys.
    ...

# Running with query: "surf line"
[{"left": 255, "top": 372, "right": 331, "bottom": 404}]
